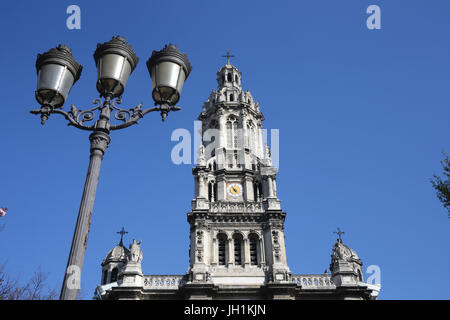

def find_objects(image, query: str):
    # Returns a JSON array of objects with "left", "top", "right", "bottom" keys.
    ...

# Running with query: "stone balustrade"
[
  {"left": 143, "top": 275, "right": 187, "bottom": 290},
  {"left": 291, "top": 274, "right": 336, "bottom": 289},
  {"left": 142, "top": 274, "right": 335, "bottom": 290}
]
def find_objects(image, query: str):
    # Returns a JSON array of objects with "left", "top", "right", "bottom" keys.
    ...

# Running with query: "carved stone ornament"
[{"left": 196, "top": 230, "right": 203, "bottom": 244}]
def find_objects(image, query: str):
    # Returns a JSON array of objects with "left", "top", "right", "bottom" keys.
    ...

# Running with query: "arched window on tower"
[
  {"left": 235, "top": 75, "right": 238, "bottom": 82},
  {"left": 226, "top": 121, "right": 232, "bottom": 149},
  {"left": 226, "top": 116, "right": 238, "bottom": 149},
  {"left": 233, "top": 121, "right": 238, "bottom": 148},
  {"left": 110, "top": 268, "right": 118, "bottom": 283},
  {"left": 227, "top": 73, "right": 232, "bottom": 82},
  {"left": 218, "top": 234, "right": 227, "bottom": 266},
  {"left": 249, "top": 234, "right": 259, "bottom": 266},
  {"left": 233, "top": 234, "right": 243, "bottom": 266},
  {"left": 208, "top": 182, "right": 213, "bottom": 201},
  {"left": 226, "top": 116, "right": 240, "bottom": 168},
  {"left": 213, "top": 182, "right": 218, "bottom": 201},
  {"left": 230, "top": 94, "right": 234, "bottom": 102},
  {"left": 102, "top": 270, "right": 108, "bottom": 284}
]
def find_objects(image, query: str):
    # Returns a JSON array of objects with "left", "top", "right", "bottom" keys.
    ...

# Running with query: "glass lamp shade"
[
  {"left": 35, "top": 45, "right": 82, "bottom": 108},
  {"left": 146, "top": 44, "right": 192, "bottom": 106},
  {"left": 93, "top": 36, "right": 139, "bottom": 97}
]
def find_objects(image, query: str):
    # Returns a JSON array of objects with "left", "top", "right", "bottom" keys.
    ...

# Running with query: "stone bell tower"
[
  {"left": 186, "top": 58, "right": 291, "bottom": 291},
  {"left": 95, "top": 57, "right": 381, "bottom": 301}
]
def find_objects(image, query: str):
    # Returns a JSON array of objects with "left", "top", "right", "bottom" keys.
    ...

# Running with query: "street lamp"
[
  {"left": 30, "top": 36, "right": 192, "bottom": 300},
  {"left": 146, "top": 43, "right": 191, "bottom": 120},
  {"left": 35, "top": 44, "right": 82, "bottom": 113}
]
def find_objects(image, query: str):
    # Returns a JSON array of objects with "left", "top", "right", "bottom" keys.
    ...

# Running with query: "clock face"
[{"left": 227, "top": 183, "right": 243, "bottom": 198}]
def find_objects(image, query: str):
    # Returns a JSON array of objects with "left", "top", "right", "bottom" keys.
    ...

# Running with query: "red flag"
[{"left": 0, "top": 207, "right": 7, "bottom": 217}]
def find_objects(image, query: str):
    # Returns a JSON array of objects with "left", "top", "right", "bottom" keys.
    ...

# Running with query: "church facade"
[{"left": 94, "top": 61, "right": 381, "bottom": 300}]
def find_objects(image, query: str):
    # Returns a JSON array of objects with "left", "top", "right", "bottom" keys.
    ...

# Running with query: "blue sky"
[{"left": 0, "top": 0, "right": 449, "bottom": 299}]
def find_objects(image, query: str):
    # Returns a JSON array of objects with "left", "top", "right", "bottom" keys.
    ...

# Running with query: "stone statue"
[
  {"left": 198, "top": 144, "right": 205, "bottom": 159},
  {"left": 129, "top": 239, "right": 143, "bottom": 263},
  {"left": 260, "top": 144, "right": 273, "bottom": 167},
  {"left": 197, "top": 145, "right": 206, "bottom": 166},
  {"left": 331, "top": 240, "right": 362, "bottom": 273},
  {"left": 218, "top": 91, "right": 225, "bottom": 102},
  {"left": 265, "top": 144, "right": 271, "bottom": 159},
  {"left": 331, "top": 241, "right": 352, "bottom": 264},
  {"left": 330, "top": 239, "right": 364, "bottom": 284}
]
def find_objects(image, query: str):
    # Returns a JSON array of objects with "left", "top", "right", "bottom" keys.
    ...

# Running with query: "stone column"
[
  {"left": 257, "top": 124, "right": 264, "bottom": 159},
  {"left": 244, "top": 238, "right": 250, "bottom": 267},
  {"left": 241, "top": 112, "right": 248, "bottom": 150},
  {"left": 259, "top": 237, "right": 266, "bottom": 266},
  {"left": 216, "top": 176, "right": 226, "bottom": 201},
  {"left": 211, "top": 237, "right": 217, "bottom": 266},
  {"left": 227, "top": 238, "right": 234, "bottom": 267},
  {"left": 272, "top": 176, "right": 277, "bottom": 197},
  {"left": 218, "top": 110, "right": 226, "bottom": 149},
  {"left": 267, "top": 176, "right": 274, "bottom": 197}
]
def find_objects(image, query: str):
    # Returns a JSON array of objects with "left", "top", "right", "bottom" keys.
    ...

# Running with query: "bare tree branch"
[{"left": 0, "top": 263, "right": 58, "bottom": 300}]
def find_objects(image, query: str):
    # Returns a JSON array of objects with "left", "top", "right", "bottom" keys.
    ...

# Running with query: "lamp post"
[{"left": 31, "top": 36, "right": 192, "bottom": 300}]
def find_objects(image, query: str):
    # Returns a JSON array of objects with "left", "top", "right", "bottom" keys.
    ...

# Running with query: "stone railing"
[
  {"left": 143, "top": 275, "right": 186, "bottom": 290},
  {"left": 210, "top": 201, "right": 264, "bottom": 213},
  {"left": 292, "top": 274, "right": 336, "bottom": 290}
]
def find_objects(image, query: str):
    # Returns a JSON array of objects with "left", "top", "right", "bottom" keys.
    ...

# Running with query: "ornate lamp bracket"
[{"left": 30, "top": 96, "right": 182, "bottom": 131}]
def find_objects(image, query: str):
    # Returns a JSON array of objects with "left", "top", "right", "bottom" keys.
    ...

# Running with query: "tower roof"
[
  {"left": 102, "top": 243, "right": 130, "bottom": 266},
  {"left": 217, "top": 62, "right": 241, "bottom": 74}
]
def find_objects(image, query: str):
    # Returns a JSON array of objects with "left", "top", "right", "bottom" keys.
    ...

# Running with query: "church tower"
[
  {"left": 95, "top": 57, "right": 381, "bottom": 300},
  {"left": 187, "top": 59, "right": 292, "bottom": 290}
]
